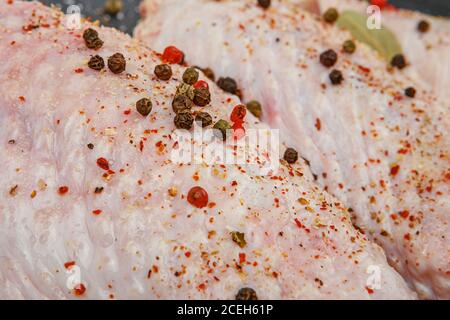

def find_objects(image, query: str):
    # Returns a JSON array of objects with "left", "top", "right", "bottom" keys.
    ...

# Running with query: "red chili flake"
[
  {"left": 231, "top": 181, "right": 238, "bottom": 187},
  {"left": 404, "top": 233, "right": 411, "bottom": 241},
  {"left": 19, "top": 96, "right": 26, "bottom": 102},
  {"left": 230, "top": 105, "right": 247, "bottom": 123},
  {"left": 390, "top": 164, "right": 400, "bottom": 177},
  {"left": 315, "top": 118, "right": 321, "bottom": 131},
  {"left": 92, "top": 209, "right": 102, "bottom": 216},
  {"left": 161, "top": 46, "right": 184, "bottom": 64},
  {"left": 358, "top": 65, "right": 371, "bottom": 74},
  {"left": 123, "top": 109, "right": 131, "bottom": 115},
  {"left": 399, "top": 210, "right": 409, "bottom": 219},
  {"left": 366, "top": 286, "right": 374, "bottom": 294},
  {"left": 185, "top": 251, "right": 191, "bottom": 258},
  {"left": 239, "top": 253, "right": 246, "bottom": 264},
  {"left": 187, "top": 186, "right": 209, "bottom": 208},
  {"left": 198, "top": 283, "right": 206, "bottom": 290},
  {"left": 58, "top": 186, "right": 69, "bottom": 195},
  {"left": 294, "top": 218, "right": 303, "bottom": 229},
  {"left": 73, "top": 283, "right": 86, "bottom": 296},
  {"left": 97, "top": 157, "right": 110, "bottom": 171},
  {"left": 74, "top": 68, "right": 84, "bottom": 74},
  {"left": 193, "top": 80, "right": 209, "bottom": 90},
  {"left": 64, "top": 261, "right": 76, "bottom": 269}
]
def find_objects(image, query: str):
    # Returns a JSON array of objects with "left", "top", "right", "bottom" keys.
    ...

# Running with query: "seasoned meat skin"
[
  {"left": 0, "top": 1, "right": 415, "bottom": 299},
  {"left": 314, "top": 0, "right": 450, "bottom": 105},
  {"left": 136, "top": 0, "right": 450, "bottom": 299}
]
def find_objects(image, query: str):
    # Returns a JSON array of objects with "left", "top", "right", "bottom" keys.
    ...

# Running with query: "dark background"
[{"left": 38, "top": 0, "right": 450, "bottom": 35}]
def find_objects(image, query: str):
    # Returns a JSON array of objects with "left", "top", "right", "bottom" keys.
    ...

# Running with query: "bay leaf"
[{"left": 336, "top": 10, "right": 402, "bottom": 61}]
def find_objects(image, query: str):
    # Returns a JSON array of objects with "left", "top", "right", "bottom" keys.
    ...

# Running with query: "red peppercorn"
[
  {"left": 58, "top": 186, "right": 69, "bottom": 195},
  {"left": 162, "top": 46, "right": 184, "bottom": 64},
  {"left": 193, "top": 80, "right": 209, "bottom": 90},
  {"left": 370, "top": 0, "right": 387, "bottom": 9},
  {"left": 97, "top": 157, "right": 110, "bottom": 171},
  {"left": 230, "top": 105, "right": 247, "bottom": 123},
  {"left": 187, "top": 186, "right": 209, "bottom": 208},
  {"left": 232, "top": 122, "right": 246, "bottom": 140}
]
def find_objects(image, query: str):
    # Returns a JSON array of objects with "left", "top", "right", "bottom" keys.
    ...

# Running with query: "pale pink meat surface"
[
  {"left": 313, "top": 0, "right": 450, "bottom": 105},
  {"left": 135, "top": 0, "right": 450, "bottom": 298},
  {"left": 0, "top": 1, "right": 417, "bottom": 299}
]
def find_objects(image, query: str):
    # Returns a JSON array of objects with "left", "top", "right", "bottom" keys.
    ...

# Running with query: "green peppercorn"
[
  {"left": 329, "top": 69, "right": 344, "bottom": 85},
  {"left": 213, "top": 119, "right": 232, "bottom": 141},
  {"left": 83, "top": 28, "right": 103, "bottom": 50},
  {"left": 154, "top": 64, "right": 172, "bottom": 80},
  {"left": 391, "top": 54, "right": 406, "bottom": 69},
  {"left": 182, "top": 67, "right": 199, "bottom": 85},
  {"left": 231, "top": 231, "right": 247, "bottom": 248},
  {"left": 108, "top": 53, "right": 126, "bottom": 74},
  {"left": 417, "top": 20, "right": 430, "bottom": 33},
  {"left": 195, "top": 112, "right": 213, "bottom": 127},
  {"left": 257, "top": 0, "right": 271, "bottom": 9},
  {"left": 136, "top": 98, "right": 153, "bottom": 117},
  {"left": 320, "top": 49, "right": 338, "bottom": 68},
  {"left": 176, "top": 83, "right": 195, "bottom": 100},
  {"left": 246, "top": 100, "right": 262, "bottom": 119},
  {"left": 217, "top": 77, "right": 238, "bottom": 95},
  {"left": 343, "top": 40, "right": 356, "bottom": 54},
  {"left": 404, "top": 87, "right": 416, "bottom": 98},
  {"left": 235, "top": 288, "right": 258, "bottom": 300},
  {"left": 323, "top": 8, "right": 338, "bottom": 23},
  {"left": 284, "top": 147, "right": 298, "bottom": 164},
  {"left": 174, "top": 111, "right": 194, "bottom": 130},
  {"left": 172, "top": 94, "right": 194, "bottom": 114},
  {"left": 88, "top": 55, "right": 105, "bottom": 71},
  {"left": 193, "top": 87, "right": 211, "bottom": 107}
]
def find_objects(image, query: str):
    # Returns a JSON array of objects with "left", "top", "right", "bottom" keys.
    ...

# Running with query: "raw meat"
[
  {"left": 0, "top": 1, "right": 415, "bottom": 299},
  {"left": 135, "top": 0, "right": 450, "bottom": 298}
]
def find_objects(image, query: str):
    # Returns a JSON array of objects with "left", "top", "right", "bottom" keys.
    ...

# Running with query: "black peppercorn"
[
  {"left": 320, "top": 49, "right": 338, "bottom": 68},
  {"left": 404, "top": 87, "right": 416, "bottom": 98},
  {"left": 136, "top": 98, "right": 153, "bottom": 117},
  {"left": 154, "top": 64, "right": 172, "bottom": 80},
  {"left": 246, "top": 100, "right": 262, "bottom": 119},
  {"left": 87, "top": 143, "right": 94, "bottom": 149},
  {"left": 257, "top": 0, "right": 271, "bottom": 9},
  {"left": 172, "top": 94, "right": 194, "bottom": 114},
  {"left": 193, "top": 87, "right": 211, "bottom": 107},
  {"left": 182, "top": 67, "right": 199, "bottom": 85},
  {"left": 284, "top": 147, "right": 298, "bottom": 164},
  {"left": 174, "top": 111, "right": 194, "bottom": 130},
  {"left": 195, "top": 112, "right": 213, "bottom": 127},
  {"left": 88, "top": 55, "right": 105, "bottom": 71},
  {"left": 417, "top": 20, "right": 430, "bottom": 33},
  {"left": 343, "top": 40, "right": 356, "bottom": 54},
  {"left": 323, "top": 8, "right": 338, "bottom": 23},
  {"left": 217, "top": 77, "right": 238, "bottom": 95},
  {"left": 108, "top": 53, "right": 126, "bottom": 74},
  {"left": 391, "top": 54, "right": 406, "bottom": 69},
  {"left": 329, "top": 69, "right": 344, "bottom": 85},
  {"left": 213, "top": 119, "right": 232, "bottom": 141},
  {"left": 235, "top": 288, "right": 258, "bottom": 300},
  {"left": 83, "top": 28, "right": 103, "bottom": 50}
]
